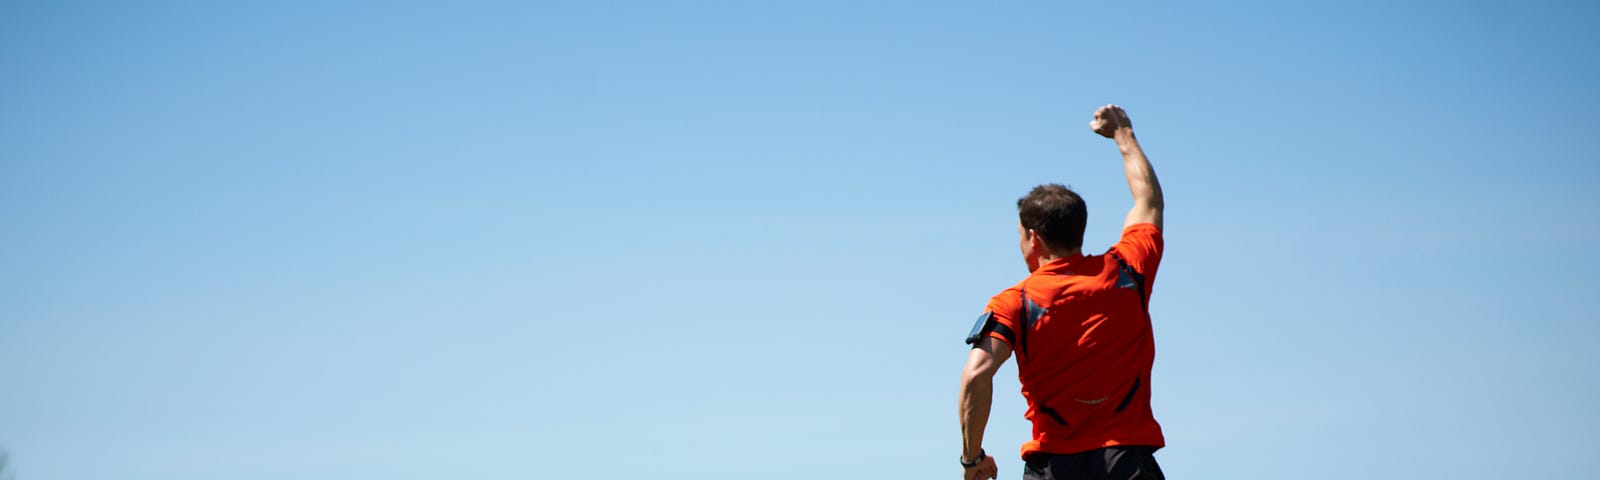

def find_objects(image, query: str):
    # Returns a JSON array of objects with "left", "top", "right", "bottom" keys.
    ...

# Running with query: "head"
[{"left": 1016, "top": 184, "right": 1087, "bottom": 271}]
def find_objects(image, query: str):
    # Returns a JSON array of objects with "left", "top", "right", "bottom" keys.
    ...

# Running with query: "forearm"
[
  {"left": 958, "top": 373, "right": 993, "bottom": 460},
  {"left": 1117, "top": 131, "right": 1164, "bottom": 210}
]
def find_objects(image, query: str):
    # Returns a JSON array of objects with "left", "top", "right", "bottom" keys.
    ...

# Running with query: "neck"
[{"left": 1036, "top": 247, "right": 1082, "bottom": 266}]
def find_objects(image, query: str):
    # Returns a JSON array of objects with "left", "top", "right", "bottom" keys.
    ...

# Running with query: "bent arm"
[
  {"left": 1092, "top": 104, "right": 1165, "bottom": 230},
  {"left": 1119, "top": 131, "right": 1164, "bottom": 230},
  {"left": 959, "top": 337, "right": 1012, "bottom": 462}
]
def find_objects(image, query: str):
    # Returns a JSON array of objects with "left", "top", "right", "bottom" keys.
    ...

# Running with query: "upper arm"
[
  {"left": 1124, "top": 204, "right": 1163, "bottom": 231},
  {"left": 963, "top": 336, "right": 1012, "bottom": 382},
  {"left": 964, "top": 289, "right": 1021, "bottom": 381},
  {"left": 1111, "top": 223, "right": 1165, "bottom": 283}
]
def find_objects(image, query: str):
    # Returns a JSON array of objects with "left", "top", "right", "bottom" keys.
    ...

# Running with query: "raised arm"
[{"left": 1091, "top": 104, "right": 1164, "bottom": 230}]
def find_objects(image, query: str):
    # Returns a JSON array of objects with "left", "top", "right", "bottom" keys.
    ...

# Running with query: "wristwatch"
[{"left": 960, "top": 449, "right": 985, "bottom": 468}]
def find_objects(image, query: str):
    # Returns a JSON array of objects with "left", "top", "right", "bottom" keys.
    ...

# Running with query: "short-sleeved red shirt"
[{"left": 984, "top": 223, "right": 1165, "bottom": 458}]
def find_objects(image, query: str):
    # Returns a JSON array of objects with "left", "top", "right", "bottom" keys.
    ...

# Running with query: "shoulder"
[
  {"left": 1109, "top": 223, "right": 1163, "bottom": 258},
  {"left": 1118, "top": 223, "right": 1162, "bottom": 244},
  {"left": 986, "top": 280, "right": 1028, "bottom": 312}
]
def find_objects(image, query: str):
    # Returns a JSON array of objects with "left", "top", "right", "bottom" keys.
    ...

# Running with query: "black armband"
[
  {"left": 966, "top": 311, "right": 1016, "bottom": 347},
  {"left": 965, "top": 312, "right": 995, "bottom": 345}
]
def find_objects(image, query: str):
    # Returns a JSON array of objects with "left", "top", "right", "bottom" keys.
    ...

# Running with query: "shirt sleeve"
[
  {"left": 1109, "top": 223, "right": 1164, "bottom": 290},
  {"left": 983, "top": 287, "right": 1024, "bottom": 349}
]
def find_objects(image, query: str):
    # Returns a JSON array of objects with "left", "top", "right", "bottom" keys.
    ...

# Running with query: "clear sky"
[{"left": 2, "top": 1, "right": 1597, "bottom": 479}]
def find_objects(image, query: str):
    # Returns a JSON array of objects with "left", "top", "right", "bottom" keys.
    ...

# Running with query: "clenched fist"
[{"left": 1090, "top": 104, "right": 1133, "bottom": 139}]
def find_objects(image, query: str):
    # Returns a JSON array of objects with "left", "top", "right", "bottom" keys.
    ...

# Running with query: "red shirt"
[{"left": 984, "top": 223, "right": 1165, "bottom": 458}]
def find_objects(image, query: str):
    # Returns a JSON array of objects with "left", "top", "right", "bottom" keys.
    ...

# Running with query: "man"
[{"left": 958, "top": 104, "right": 1167, "bottom": 480}]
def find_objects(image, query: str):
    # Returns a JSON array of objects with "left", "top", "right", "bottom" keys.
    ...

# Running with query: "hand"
[
  {"left": 962, "top": 455, "right": 998, "bottom": 480},
  {"left": 1090, "top": 103, "right": 1133, "bottom": 139}
]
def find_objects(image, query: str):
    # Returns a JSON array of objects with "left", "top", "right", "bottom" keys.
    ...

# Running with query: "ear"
[{"left": 1025, "top": 229, "right": 1051, "bottom": 255}]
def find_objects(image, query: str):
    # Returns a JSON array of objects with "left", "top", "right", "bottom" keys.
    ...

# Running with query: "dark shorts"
[{"left": 1022, "top": 446, "right": 1165, "bottom": 480}]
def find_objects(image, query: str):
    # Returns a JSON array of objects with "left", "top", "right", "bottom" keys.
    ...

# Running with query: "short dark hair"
[{"left": 1017, "top": 184, "right": 1087, "bottom": 252}]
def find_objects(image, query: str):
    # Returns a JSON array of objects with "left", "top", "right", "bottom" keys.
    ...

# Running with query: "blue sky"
[{"left": 2, "top": 1, "right": 1597, "bottom": 478}]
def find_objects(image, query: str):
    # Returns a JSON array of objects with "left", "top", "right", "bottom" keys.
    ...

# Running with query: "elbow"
[{"left": 961, "top": 368, "right": 994, "bottom": 391}]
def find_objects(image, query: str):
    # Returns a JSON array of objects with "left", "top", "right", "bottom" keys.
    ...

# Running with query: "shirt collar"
[{"left": 1033, "top": 252, "right": 1087, "bottom": 275}]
